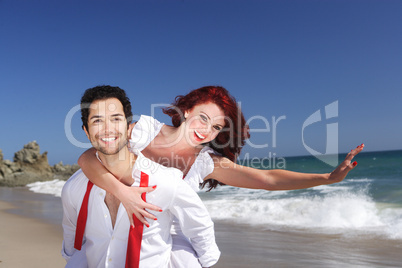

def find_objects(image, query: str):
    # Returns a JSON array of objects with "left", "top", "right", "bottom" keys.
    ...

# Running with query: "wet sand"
[
  {"left": 214, "top": 222, "right": 402, "bottom": 268},
  {"left": 1, "top": 187, "right": 401, "bottom": 268},
  {"left": 0, "top": 201, "right": 65, "bottom": 267}
]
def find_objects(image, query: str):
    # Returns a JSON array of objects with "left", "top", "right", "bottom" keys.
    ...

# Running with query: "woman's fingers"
[
  {"left": 329, "top": 144, "right": 364, "bottom": 183},
  {"left": 131, "top": 211, "right": 149, "bottom": 227},
  {"left": 130, "top": 209, "right": 154, "bottom": 227},
  {"left": 351, "top": 143, "right": 364, "bottom": 157},
  {"left": 136, "top": 186, "right": 163, "bottom": 212},
  {"left": 138, "top": 207, "right": 158, "bottom": 221},
  {"left": 143, "top": 203, "right": 163, "bottom": 213},
  {"left": 343, "top": 144, "right": 363, "bottom": 173},
  {"left": 344, "top": 160, "right": 358, "bottom": 173},
  {"left": 343, "top": 144, "right": 364, "bottom": 169},
  {"left": 123, "top": 185, "right": 164, "bottom": 227}
]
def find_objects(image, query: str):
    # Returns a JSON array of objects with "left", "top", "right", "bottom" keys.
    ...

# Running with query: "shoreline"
[{"left": 1, "top": 187, "right": 401, "bottom": 268}]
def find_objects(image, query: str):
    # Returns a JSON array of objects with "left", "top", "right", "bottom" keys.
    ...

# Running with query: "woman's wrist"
[
  {"left": 109, "top": 179, "right": 130, "bottom": 199},
  {"left": 322, "top": 173, "right": 332, "bottom": 184}
]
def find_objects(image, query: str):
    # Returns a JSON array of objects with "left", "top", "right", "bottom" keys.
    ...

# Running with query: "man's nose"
[{"left": 104, "top": 119, "right": 115, "bottom": 132}]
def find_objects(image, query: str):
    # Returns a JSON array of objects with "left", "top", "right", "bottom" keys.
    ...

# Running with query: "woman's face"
[{"left": 184, "top": 102, "right": 225, "bottom": 146}]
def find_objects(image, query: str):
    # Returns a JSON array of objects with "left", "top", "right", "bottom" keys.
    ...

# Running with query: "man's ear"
[
  {"left": 83, "top": 126, "right": 90, "bottom": 140},
  {"left": 128, "top": 123, "right": 133, "bottom": 137}
]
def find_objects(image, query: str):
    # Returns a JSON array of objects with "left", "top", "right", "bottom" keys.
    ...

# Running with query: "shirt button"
[
  {"left": 104, "top": 214, "right": 108, "bottom": 218},
  {"left": 108, "top": 258, "right": 112, "bottom": 262}
]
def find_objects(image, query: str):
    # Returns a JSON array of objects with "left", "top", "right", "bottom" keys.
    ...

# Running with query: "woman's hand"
[
  {"left": 119, "top": 185, "right": 162, "bottom": 228},
  {"left": 328, "top": 143, "right": 364, "bottom": 183}
]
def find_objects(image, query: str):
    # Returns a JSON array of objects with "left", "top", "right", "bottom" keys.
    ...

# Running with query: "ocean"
[
  {"left": 200, "top": 150, "right": 402, "bottom": 241},
  {"left": 25, "top": 149, "right": 402, "bottom": 242}
]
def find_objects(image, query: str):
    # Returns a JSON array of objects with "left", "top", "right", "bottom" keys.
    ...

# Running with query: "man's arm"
[
  {"left": 169, "top": 179, "right": 220, "bottom": 267},
  {"left": 61, "top": 172, "right": 88, "bottom": 267}
]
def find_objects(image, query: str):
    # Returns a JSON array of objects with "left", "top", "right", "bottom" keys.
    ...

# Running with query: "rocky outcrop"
[
  {"left": 0, "top": 141, "right": 79, "bottom": 187},
  {"left": 52, "top": 161, "right": 80, "bottom": 181}
]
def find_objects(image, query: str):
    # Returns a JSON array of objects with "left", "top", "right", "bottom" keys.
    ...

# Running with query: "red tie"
[{"left": 74, "top": 172, "right": 149, "bottom": 268}]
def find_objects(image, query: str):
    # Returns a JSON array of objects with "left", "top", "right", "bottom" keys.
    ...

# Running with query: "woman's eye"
[
  {"left": 213, "top": 126, "right": 222, "bottom": 131},
  {"left": 200, "top": 115, "right": 207, "bottom": 122}
]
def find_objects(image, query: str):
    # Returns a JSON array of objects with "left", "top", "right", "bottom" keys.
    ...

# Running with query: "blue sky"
[{"left": 1, "top": 0, "right": 401, "bottom": 165}]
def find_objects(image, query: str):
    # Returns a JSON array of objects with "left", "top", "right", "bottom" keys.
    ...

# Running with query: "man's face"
[{"left": 84, "top": 98, "right": 128, "bottom": 155}]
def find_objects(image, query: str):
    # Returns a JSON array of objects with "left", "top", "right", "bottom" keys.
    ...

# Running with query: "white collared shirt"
[{"left": 61, "top": 151, "right": 220, "bottom": 268}]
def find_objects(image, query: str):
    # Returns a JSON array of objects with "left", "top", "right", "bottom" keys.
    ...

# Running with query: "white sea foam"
[
  {"left": 26, "top": 179, "right": 65, "bottom": 197},
  {"left": 204, "top": 192, "right": 380, "bottom": 227},
  {"left": 379, "top": 207, "right": 402, "bottom": 239},
  {"left": 309, "top": 184, "right": 349, "bottom": 193},
  {"left": 26, "top": 178, "right": 402, "bottom": 240},
  {"left": 203, "top": 187, "right": 402, "bottom": 240}
]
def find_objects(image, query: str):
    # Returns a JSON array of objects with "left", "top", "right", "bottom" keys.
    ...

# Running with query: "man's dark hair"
[{"left": 80, "top": 85, "right": 133, "bottom": 131}]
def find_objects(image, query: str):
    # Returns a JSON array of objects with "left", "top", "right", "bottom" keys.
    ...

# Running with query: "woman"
[{"left": 79, "top": 86, "right": 363, "bottom": 266}]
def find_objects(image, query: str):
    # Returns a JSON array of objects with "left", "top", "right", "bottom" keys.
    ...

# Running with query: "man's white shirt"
[{"left": 61, "top": 151, "right": 220, "bottom": 268}]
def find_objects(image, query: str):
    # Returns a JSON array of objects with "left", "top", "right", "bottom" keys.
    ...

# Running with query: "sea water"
[
  {"left": 200, "top": 150, "right": 402, "bottom": 241},
  {"left": 27, "top": 150, "right": 402, "bottom": 241}
]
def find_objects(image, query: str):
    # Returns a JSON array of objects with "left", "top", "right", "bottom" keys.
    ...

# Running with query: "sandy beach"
[
  {"left": 0, "top": 201, "right": 65, "bottom": 267},
  {"left": 1, "top": 186, "right": 401, "bottom": 268}
]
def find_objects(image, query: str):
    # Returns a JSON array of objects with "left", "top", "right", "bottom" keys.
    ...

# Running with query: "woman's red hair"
[{"left": 163, "top": 86, "right": 250, "bottom": 191}]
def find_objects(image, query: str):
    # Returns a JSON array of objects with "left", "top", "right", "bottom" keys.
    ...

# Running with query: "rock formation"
[{"left": 0, "top": 141, "right": 79, "bottom": 186}]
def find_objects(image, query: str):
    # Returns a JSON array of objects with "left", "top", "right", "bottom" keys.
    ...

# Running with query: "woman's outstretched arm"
[
  {"left": 210, "top": 144, "right": 364, "bottom": 190},
  {"left": 78, "top": 148, "right": 162, "bottom": 227}
]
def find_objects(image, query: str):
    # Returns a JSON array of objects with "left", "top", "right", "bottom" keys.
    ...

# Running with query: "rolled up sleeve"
[{"left": 61, "top": 171, "right": 88, "bottom": 267}]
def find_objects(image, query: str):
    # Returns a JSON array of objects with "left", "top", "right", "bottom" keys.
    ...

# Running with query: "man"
[{"left": 61, "top": 85, "right": 220, "bottom": 267}]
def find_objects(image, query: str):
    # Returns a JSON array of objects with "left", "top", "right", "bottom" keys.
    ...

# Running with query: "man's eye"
[
  {"left": 93, "top": 119, "right": 102, "bottom": 123},
  {"left": 112, "top": 117, "right": 122, "bottom": 121}
]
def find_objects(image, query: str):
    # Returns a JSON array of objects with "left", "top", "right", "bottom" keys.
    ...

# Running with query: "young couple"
[{"left": 62, "top": 85, "right": 363, "bottom": 267}]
